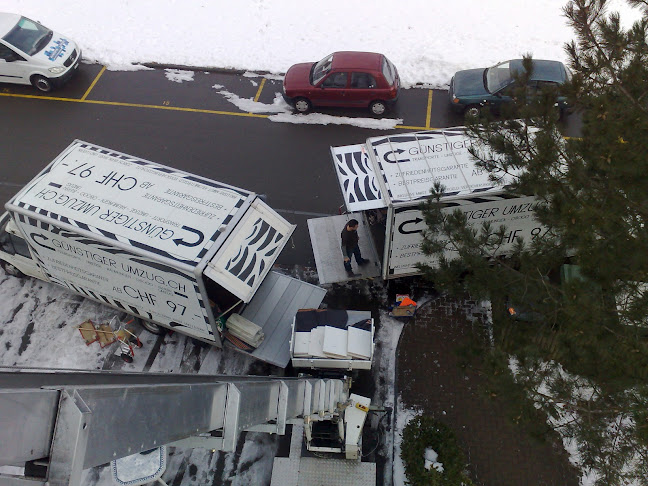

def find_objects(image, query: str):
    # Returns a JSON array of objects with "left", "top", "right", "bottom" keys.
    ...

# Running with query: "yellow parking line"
[
  {"left": 81, "top": 98, "right": 271, "bottom": 118},
  {"left": 0, "top": 92, "right": 269, "bottom": 118},
  {"left": 425, "top": 90, "right": 433, "bottom": 129},
  {"left": 0, "top": 90, "right": 430, "bottom": 128},
  {"left": 398, "top": 124, "right": 431, "bottom": 130},
  {"left": 81, "top": 66, "right": 106, "bottom": 100},
  {"left": 249, "top": 77, "right": 267, "bottom": 115},
  {"left": 253, "top": 78, "right": 266, "bottom": 103}
]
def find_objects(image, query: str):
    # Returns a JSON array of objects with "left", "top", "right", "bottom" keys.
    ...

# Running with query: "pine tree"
[{"left": 418, "top": 1, "right": 648, "bottom": 483}]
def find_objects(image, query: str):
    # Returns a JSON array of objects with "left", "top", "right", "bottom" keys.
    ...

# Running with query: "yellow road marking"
[
  {"left": 81, "top": 65, "right": 106, "bottom": 101},
  {"left": 425, "top": 89, "right": 433, "bottom": 128},
  {"left": 0, "top": 89, "right": 431, "bottom": 129},
  {"left": 398, "top": 124, "right": 433, "bottom": 130},
  {"left": 253, "top": 78, "right": 266, "bottom": 103},
  {"left": 0, "top": 92, "right": 269, "bottom": 118}
]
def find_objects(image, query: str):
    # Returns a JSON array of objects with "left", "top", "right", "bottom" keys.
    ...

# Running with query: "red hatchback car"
[{"left": 283, "top": 51, "right": 400, "bottom": 115}]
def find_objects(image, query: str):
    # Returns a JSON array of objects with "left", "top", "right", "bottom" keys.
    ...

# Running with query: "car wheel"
[
  {"left": 31, "top": 75, "right": 53, "bottom": 93},
  {"left": 369, "top": 100, "right": 387, "bottom": 116},
  {"left": 465, "top": 105, "right": 480, "bottom": 118},
  {"left": 294, "top": 97, "right": 311, "bottom": 113},
  {"left": 1, "top": 262, "right": 25, "bottom": 278},
  {"left": 138, "top": 318, "right": 165, "bottom": 335}
]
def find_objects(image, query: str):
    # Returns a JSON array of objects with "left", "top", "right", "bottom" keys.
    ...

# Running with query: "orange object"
[{"left": 399, "top": 297, "right": 417, "bottom": 307}]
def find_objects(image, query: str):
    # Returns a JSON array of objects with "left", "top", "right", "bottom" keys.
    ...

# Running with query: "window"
[
  {"left": 3, "top": 16, "right": 51, "bottom": 55},
  {"left": 312, "top": 54, "right": 333, "bottom": 85},
  {"left": 322, "top": 72, "right": 347, "bottom": 88},
  {"left": 0, "top": 227, "right": 13, "bottom": 254},
  {"left": 0, "top": 43, "right": 20, "bottom": 61},
  {"left": 0, "top": 216, "right": 31, "bottom": 259},
  {"left": 351, "top": 73, "right": 376, "bottom": 89},
  {"left": 486, "top": 61, "right": 513, "bottom": 93},
  {"left": 10, "top": 234, "right": 31, "bottom": 258},
  {"left": 382, "top": 57, "right": 396, "bottom": 85},
  {"left": 499, "top": 82, "right": 516, "bottom": 97},
  {"left": 526, "top": 80, "right": 559, "bottom": 97},
  {"left": 536, "top": 80, "right": 559, "bottom": 91},
  {"left": 525, "top": 81, "right": 538, "bottom": 97}
]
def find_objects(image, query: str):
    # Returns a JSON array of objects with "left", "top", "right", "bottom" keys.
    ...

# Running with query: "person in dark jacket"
[{"left": 341, "top": 219, "right": 369, "bottom": 277}]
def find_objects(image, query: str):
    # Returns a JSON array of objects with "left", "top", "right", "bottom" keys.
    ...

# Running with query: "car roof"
[
  {"left": 509, "top": 59, "right": 566, "bottom": 82},
  {"left": 331, "top": 51, "right": 384, "bottom": 71},
  {"left": 0, "top": 13, "right": 21, "bottom": 37}
]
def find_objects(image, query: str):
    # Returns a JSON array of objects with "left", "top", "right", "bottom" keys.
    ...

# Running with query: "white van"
[{"left": 0, "top": 12, "right": 81, "bottom": 92}]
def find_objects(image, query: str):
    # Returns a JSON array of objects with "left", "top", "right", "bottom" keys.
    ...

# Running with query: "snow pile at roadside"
[{"left": 6, "top": 0, "right": 642, "bottom": 89}]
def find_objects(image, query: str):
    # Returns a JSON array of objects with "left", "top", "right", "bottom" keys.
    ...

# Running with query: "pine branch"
[{"left": 564, "top": 0, "right": 648, "bottom": 113}]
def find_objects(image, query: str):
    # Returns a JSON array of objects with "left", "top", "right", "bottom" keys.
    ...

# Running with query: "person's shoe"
[
  {"left": 346, "top": 270, "right": 360, "bottom": 277},
  {"left": 359, "top": 259, "right": 371, "bottom": 266}
]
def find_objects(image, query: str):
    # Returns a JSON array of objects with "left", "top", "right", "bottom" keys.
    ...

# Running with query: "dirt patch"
[{"left": 396, "top": 294, "right": 579, "bottom": 486}]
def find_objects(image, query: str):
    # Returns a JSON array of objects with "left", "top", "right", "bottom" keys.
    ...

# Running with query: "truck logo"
[
  {"left": 173, "top": 226, "right": 204, "bottom": 248},
  {"left": 44, "top": 38, "right": 69, "bottom": 62},
  {"left": 398, "top": 217, "right": 424, "bottom": 235},
  {"left": 383, "top": 148, "right": 410, "bottom": 164},
  {"left": 30, "top": 232, "right": 55, "bottom": 251}
]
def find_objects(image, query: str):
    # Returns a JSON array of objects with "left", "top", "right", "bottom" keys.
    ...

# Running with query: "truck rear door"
[
  {"left": 307, "top": 144, "right": 384, "bottom": 284},
  {"left": 203, "top": 198, "right": 295, "bottom": 303}
]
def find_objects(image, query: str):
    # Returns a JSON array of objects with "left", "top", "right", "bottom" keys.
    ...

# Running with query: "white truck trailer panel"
[
  {"left": 11, "top": 216, "right": 215, "bottom": 340},
  {"left": 367, "top": 128, "right": 517, "bottom": 202},
  {"left": 385, "top": 195, "right": 543, "bottom": 278},
  {"left": 10, "top": 140, "right": 248, "bottom": 265},
  {"left": 331, "top": 127, "right": 521, "bottom": 212}
]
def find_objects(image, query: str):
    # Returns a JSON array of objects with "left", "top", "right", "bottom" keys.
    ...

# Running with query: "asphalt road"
[{"left": 0, "top": 63, "right": 581, "bottom": 267}]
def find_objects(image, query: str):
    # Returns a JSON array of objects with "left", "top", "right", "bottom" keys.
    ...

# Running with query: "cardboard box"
[{"left": 391, "top": 305, "right": 416, "bottom": 317}]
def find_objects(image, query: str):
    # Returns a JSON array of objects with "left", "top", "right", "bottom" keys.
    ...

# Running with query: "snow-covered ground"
[{"left": 2, "top": 0, "right": 642, "bottom": 89}]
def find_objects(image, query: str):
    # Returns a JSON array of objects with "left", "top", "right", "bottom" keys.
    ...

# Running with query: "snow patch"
[
  {"left": 164, "top": 69, "right": 195, "bottom": 83},
  {"left": 269, "top": 113, "right": 403, "bottom": 130}
]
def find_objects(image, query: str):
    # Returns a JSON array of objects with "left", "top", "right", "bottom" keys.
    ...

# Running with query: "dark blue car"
[{"left": 449, "top": 59, "right": 571, "bottom": 118}]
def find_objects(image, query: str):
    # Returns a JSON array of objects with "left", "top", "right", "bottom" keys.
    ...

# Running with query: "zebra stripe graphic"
[
  {"left": 224, "top": 218, "right": 284, "bottom": 288},
  {"left": 335, "top": 149, "right": 381, "bottom": 204}
]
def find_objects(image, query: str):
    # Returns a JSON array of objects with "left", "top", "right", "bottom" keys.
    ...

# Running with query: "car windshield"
[
  {"left": 2, "top": 16, "right": 52, "bottom": 56},
  {"left": 312, "top": 54, "right": 333, "bottom": 85},
  {"left": 485, "top": 61, "right": 514, "bottom": 93},
  {"left": 382, "top": 57, "right": 397, "bottom": 85}
]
